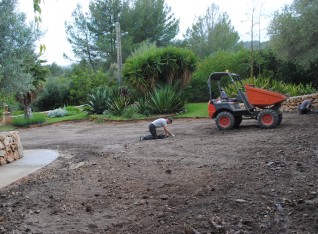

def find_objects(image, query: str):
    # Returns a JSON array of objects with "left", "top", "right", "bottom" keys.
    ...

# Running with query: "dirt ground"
[{"left": 0, "top": 112, "right": 317, "bottom": 234}]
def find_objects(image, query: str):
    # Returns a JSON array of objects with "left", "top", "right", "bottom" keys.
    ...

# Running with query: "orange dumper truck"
[{"left": 207, "top": 72, "right": 287, "bottom": 130}]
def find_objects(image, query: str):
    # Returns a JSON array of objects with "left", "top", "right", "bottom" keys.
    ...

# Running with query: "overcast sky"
[{"left": 17, "top": 0, "right": 293, "bottom": 66}]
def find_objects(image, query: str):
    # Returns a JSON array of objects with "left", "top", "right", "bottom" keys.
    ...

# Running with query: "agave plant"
[
  {"left": 147, "top": 85, "right": 186, "bottom": 114},
  {"left": 135, "top": 97, "right": 149, "bottom": 115},
  {"left": 107, "top": 95, "right": 130, "bottom": 116},
  {"left": 86, "top": 87, "right": 112, "bottom": 114},
  {"left": 106, "top": 86, "right": 132, "bottom": 116}
]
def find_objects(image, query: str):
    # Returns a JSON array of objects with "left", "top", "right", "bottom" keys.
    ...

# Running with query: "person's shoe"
[{"left": 140, "top": 136, "right": 144, "bottom": 141}]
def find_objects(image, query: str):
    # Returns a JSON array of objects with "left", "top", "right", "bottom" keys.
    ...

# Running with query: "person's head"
[
  {"left": 310, "top": 97, "right": 315, "bottom": 102},
  {"left": 167, "top": 118, "right": 173, "bottom": 124}
]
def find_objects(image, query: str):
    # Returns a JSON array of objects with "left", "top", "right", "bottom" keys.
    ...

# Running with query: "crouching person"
[
  {"left": 299, "top": 98, "right": 315, "bottom": 114},
  {"left": 140, "top": 118, "right": 175, "bottom": 141}
]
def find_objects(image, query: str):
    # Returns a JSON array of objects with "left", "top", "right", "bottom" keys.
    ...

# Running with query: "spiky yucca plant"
[
  {"left": 147, "top": 85, "right": 186, "bottom": 114},
  {"left": 86, "top": 88, "right": 112, "bottom": 114},
  {"left": 106, "top": 86, "right": 131, "bottom": 116}
]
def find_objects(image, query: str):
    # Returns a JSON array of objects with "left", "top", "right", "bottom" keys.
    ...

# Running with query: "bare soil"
[{"left": 0, "top": 112, "right": 317, "bottom": 234}]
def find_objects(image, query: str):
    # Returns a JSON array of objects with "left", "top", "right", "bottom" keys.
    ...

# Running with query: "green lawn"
[
  {"left": 0, "top": 125, "right": 17, "bottom": 132},
  {"left": 0, "top": 112, "right": 88, "bottom": 132},
  {"left": 46, "top": 112, "right": 88, "bottom": 124},
  {"left": 176, "top": 102, "right": 208, "bottom": 118},
  {"left": 0, "top": 103, "right": 208, "bottom": 131}
]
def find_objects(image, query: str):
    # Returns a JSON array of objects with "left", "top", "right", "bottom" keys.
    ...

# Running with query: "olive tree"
[
  {"left": 268, "top": 0, "right": 318, "bottom": 69},
  {"left": 0, "top": 0, "right": 46, "bottom": 117}
]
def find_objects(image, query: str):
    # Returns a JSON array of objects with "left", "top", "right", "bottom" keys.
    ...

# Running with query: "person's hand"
[{"left": 171, "top": 134, "right": 175, "bottom": 137}]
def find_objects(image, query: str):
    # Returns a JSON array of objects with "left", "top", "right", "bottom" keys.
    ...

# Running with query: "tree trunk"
[
  {"left": 24, "top": 105, "right": 33, "bottom": 119},
  {"left": 23, "top": 93, "right": 33, "bottom": 118}
]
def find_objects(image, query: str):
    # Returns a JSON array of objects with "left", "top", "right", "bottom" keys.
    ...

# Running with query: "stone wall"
[
  {"left": 281, "top": 93, "right": 318, "bottom": 112},
  {"left": 0, "top": 131, "right": 24, "bottom": 166}
]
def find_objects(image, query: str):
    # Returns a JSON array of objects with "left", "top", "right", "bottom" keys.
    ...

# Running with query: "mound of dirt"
[{"left": 0, "top": 112, "right": 317, "bottom": 233}]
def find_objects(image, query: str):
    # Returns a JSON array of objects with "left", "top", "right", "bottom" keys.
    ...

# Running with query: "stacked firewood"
[
  {"left": 0, "top": 131, "right": 24, "bottom": 165},
  {"left": 281, "top": 93, "right": 318, "bottom": 112}
]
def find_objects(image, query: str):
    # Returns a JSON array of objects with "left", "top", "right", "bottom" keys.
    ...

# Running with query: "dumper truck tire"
[
  {"left": 257, "top": 109, "right": 279, "bottom": 129},
  {"left": 277, "top": 113, "right": 283, "bottom": 125},
  {"left": 234, "top": 116, "right": 243, "bottom": 127},
  {"left": 216, "top": 111, "right": 235, "bottom": 130}
]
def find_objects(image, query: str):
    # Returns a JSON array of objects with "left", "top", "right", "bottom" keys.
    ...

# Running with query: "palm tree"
[{"left": 16, "top": 56, "right": 48, "bottom": 118}]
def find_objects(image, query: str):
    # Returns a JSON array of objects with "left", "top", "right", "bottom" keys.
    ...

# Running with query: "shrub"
[
  {"left": 123, "top": 46, "right": 197, "bottom": 94},
  {"left": 64, "top": 106, "right": 81, "bottom": 116},
  {"left": 12, "top": 113, "right": 46, "bottom": 127},
  {"left": 189, "top": 49, "right": 251, "bottom": 102},
  {"left": 69, "top": 65, "right": 115, "bottom": 105},
  {"left": 47, "top": 108, "right": 68, "bottom": 118},
  {"left": 12, "top": 110, "right": 24, "bottom": 116},
  {"left": 34, "top": 76, "right": 71, "bottom": 111}
]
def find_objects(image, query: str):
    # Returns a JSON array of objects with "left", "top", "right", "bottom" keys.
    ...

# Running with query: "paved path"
[{"left": 0, "top": 149, "right": 59, "bottom": 189}]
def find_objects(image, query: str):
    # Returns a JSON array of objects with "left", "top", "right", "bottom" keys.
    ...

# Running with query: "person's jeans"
[
  {"left": 300, "top": 108, "right": 310, "bottom": 114},
  {"left": 143, "top": 124, "right": 166, "bottom": 140},
  {"left": 149, "top": 124, "right": 157, "bottom": 138}
]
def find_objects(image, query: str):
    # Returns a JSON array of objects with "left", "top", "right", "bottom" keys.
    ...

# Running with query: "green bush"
[
  {"left": 190, "top": 49, "right": 251, "bottom": 102},
  {"left": 34, "top": 76, "right": 71, "bottom": 111},
  {"left": 64, "top": 106, "right": 81, "bottom": 116},
  {"left": 12, "top": 110, "right": 24, "bottom": 116},
  {"left": 123, "top": 46, "right": 197, "bottom": 94},
  {"left": 12, "top": 113, "right": 46, "bottom": 127},
  {"left": 0, "top": 93, "right": 20, "bottom": 113},
  {"left": 69, "top": 64, "right": 115, "bottom": 105},
  {"left": 184, "top": 77, "right": 210, "bottom": 102}
]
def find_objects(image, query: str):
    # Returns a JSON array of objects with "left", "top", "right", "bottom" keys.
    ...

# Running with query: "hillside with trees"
[{"left": 1, "top": 0, "right": 317, "bottom": 116}]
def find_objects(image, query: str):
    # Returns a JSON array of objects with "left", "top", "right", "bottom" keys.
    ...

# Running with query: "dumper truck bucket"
[{"left": 244, "top": 84, "right": 287, "bottom": 107}]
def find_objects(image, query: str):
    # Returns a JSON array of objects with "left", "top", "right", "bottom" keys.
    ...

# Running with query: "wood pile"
[
  {"left": 0, "top": 131, "right": 24, "bottom": 166},
  {"left": 281, "top": 93, "right": 318, "bottom": 112}
]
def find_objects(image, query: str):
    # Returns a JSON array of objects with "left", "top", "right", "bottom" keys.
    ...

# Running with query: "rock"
[
  {"left": 235, "top": 199, "right": 248, "bottom": 203},
  {"left": 160, "top": 195, "right": 168, "bottom": 200},
  {"left": 69, "top": 161, "right": 85, "bottom": 169},
  {"left": 85, "top": 205, "right": 92, "bottom": 212},
  {"left": 0, "top": 131, "right": 23, "bottom": 165}
]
